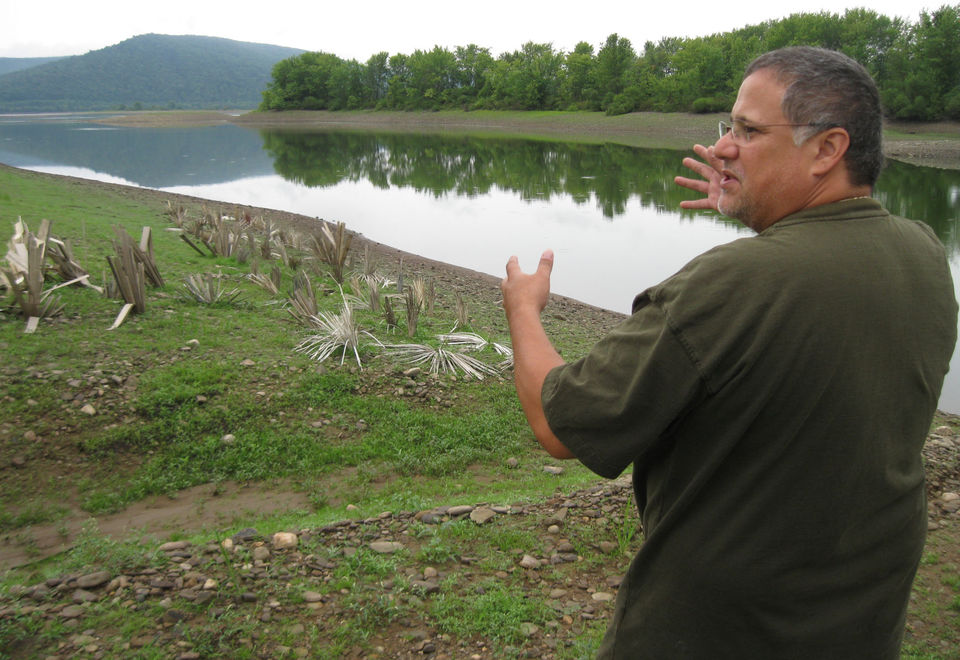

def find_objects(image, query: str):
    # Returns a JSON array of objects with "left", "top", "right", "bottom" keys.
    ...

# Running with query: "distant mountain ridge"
[
  {"left": 0, "top": 34, "right": 305, "bottom": 112},
  {"left": 0, "top": 57, "right": 66, "bottom": 77}
]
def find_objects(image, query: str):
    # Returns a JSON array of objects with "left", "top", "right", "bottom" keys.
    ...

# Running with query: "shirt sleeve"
[{"left": 541, "top": 294, "right": 705, "bottom": 479}]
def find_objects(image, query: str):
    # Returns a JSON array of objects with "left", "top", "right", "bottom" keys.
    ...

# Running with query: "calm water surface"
[{"left": 3, "top": 115, "right": 960, "bottom": 412}]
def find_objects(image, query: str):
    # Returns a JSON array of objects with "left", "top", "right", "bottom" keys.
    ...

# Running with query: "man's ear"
[{"left": 810, "top": 127, "right": 851, "bottom": 176}]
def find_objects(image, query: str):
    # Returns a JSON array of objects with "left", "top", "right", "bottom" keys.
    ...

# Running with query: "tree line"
[{"left": 260, "top": 5, "right": 960, "bottom": 121}]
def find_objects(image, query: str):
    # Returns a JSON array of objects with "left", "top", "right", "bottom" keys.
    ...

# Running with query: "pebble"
[
  {"left": 272, "top": 532, "right": 298, "bottom": 549},
  {"left": 519, "top": 555, "right": 541, "bottom": 569},
  {"left": 369, "top": 541, "right": 404, "bottom": 554},
  {"left": 543, "top": 466, "right": 564, "bottom": 475},
  {"left": 470, "top": 507, "right": 496, "bottom": 524}
]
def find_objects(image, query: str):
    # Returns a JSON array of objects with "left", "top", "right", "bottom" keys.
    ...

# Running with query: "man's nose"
[{"left": 713, "top": 132, "right": 738, "bottom": 159}]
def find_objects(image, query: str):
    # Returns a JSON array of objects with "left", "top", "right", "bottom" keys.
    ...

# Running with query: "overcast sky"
[{"left": 1, "top": 0, "right": 946, "bottom": 60}]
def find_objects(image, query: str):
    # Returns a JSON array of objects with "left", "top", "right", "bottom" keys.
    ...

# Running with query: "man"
[{"left": 501, "top": 46, "right": 957, "bottom": 658}]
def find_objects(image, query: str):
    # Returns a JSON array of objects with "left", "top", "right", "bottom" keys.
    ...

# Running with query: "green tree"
[
  {"left": 596, "top": 34, "right": 637, "bottom": 112},
  {"left": 562, "top": 41, "right": 599, "bottom": 110}
]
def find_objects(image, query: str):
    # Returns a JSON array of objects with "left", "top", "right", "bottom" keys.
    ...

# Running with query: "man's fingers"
[
  {"left": 674, "top": 175, "right": 709, "bottom": 194},
  {"left": 537, "top": 249, "right": 554, "bottom": 276},
  {"left": 504, "top": 254, "right": 519, "bottom": 276}
]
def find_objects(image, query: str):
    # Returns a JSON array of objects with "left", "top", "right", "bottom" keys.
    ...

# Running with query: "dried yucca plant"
[
  {"left": 295, "top": 291, "right": 379, "bottom": 369},
  {"left": 287, "top": 271, "right": 319, "bottom": 324},
  {"left": 404, "top": 287, "right": 421, "bottom": 338},
  {"left": 454, "top": 291, "right": 470, "bottom": 328},
  {"left": 182, "top": 273, "right": 242, "bottom": 305},
  {"left": 311, "top": 220, "right": 352, "bottom": 283},
  {"left": 382, "top": 341, "right": 500, "bottom": 380}
]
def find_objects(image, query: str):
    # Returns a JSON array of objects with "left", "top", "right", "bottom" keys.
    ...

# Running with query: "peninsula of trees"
[{"left": 260, "top": 6, "right": 960, "bottom": 121}]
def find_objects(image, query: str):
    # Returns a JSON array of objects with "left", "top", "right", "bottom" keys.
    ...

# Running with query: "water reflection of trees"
[
  {"left": 261, "top": 130, "right": 960, "bottom": 249},
  {"left": 875, "top": 160, "right": 960, "bottom": 255},
  {"left": 261, "top": 130, "right": 711, "bottom": 220}
]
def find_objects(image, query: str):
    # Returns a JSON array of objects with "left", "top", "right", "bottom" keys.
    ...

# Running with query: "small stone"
[
  {"left": 252, "top": 546, "right": 270, "bottom": 561},
  {"left": 369, "top": 541, "right": 404, "bottom": 554},
  {"left": 519, "top": 622, "right": 540, "bottom": 637},
  {"left": 592, "top": 592, "right": 615, "bottom": 602},
  {"left": 23, "top": 430, "right": 37, "bottom": 441},
  {"left": 272, "top": 532, "right": 298, "bottom": 549},
  {"left": 941, "top": 492, "right": 959, "bottom": 502},
  {"left": 60, "top": 605, "right": 84, "bottom": 619},
  {"left": 598, "top": 541, "right": 618, "bottom": 554},
  {"left": 240, "top": 359, "right": 255, "bottom": 366},
  {"left": 543, "top": 465, "right": 564, "bottom": 475},
  {"left": 203, "top": 579, "right": 218, "bottom": 590},
  {"left": 159, "top": 541, "right": 191, "bottom": 552},
  {"left": 80, "top": 404, "right": 96, "bottom": 416},
  {"left": 187, "top": 339, "right": 200, "bottom": 346},
  {"left": 302, "top": 591, "right": 324, "bottom": 603},
  {"left": 506, "top": 457, "right": 519, "bottom": 468},
  {"left": 547, "top": 524, "right": 561, "bottom": 534},
  {"left": 221, "top": 434, "right": 236, "bottom": 445},
  {"left": 221, "top": 538, "right": 234, "bottom": 552},
  {"left": 447, "top": 505, "right": 474, "bottom": 516},
  {"left": 519, "top": 555, "right": 541, "bottom": 569},
  {"left": 423, "top": 566, "right": 438, "bottom": 579},
  {"left": 470, "top": 507, "right": 496, "bottom": 524},
  {"left": 76, "top": 571, "right": 111, "bottom": 589},
  {"left": 72, "top": 589, "right": 99, "bottom": 603},
  {"left": 10, "top": 455, "right": 26, "bottom": 468}
]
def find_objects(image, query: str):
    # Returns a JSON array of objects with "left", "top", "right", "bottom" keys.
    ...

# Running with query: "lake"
[{"left": 3, "top": 114, "right": 960, "bottom": 413}]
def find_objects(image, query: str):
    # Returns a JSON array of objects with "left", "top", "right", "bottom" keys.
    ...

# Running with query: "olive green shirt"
[{"left": 542, "top": 199, "right": 957, "bottom": 659}]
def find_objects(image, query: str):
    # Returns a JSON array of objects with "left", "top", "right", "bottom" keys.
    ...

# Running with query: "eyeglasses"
[{"left": 718, "top": 119, "right": 829, "bottom": 144}]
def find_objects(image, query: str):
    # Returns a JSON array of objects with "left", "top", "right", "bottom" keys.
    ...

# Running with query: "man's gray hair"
[{"left": 746, "top": 46, "right": 884, "bottom": 187}]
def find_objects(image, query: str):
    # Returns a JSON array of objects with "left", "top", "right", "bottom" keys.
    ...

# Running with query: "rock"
[
  {"left": 447, "top": 505, "right": 474, "bottom": 516},
  {"left": 220, "top": 434, "right": 236, "bottom": 445},
  {"left": 159, "top": 541, "right": 191, "bottom": 552},
  {"left": 543, "top": 465, "right": 564, "bottom": 475},
  {"left": 240, "top": 359, "right": 256, "bottom": 366},
  {"left": 80, "top": 404, "right": 96, "bottom": 416},
  {"left": 302, "top": 591, "right": 324, "bottom": 603},
  {"left": 60, "top": 605, "right": 85, "bottom": 619},
  {"left": 470, "top": 507, "right": 496, "bottom": 524},
  {"left": 10, "top": 455, "right": 26, "bottom": 468},
  {"left": 519, "top": 555, "right": 541, "bottom": 569},
  {"left": 547, "top": 525, "right": 561, "bottom": 534},
  {"left": 592, "top": 591, "right": 615, "bottom": 602},
  {"left": 231, "top": 528, "right": 260, "bottom": 543},
  {"left": 72, "top": 589, "right": 99, "bottom": 603},
  {"left": 23, "top": 430, "right": 37, "bottom": 441},
  {"left": 520, "top": 622, "right": 540, "bottom": 637},
  {"left": 506, "top": 457, "right": 519, "bottom": 468},
  {"left": 76, "top": 571, "right": 111, "bottom": 589},
  {"left": 252, "top": 546, "right": 270, "bottom": 561},
  {"left": 942, "top": 492, "right": 959, "bottom": 502},
  {"left": 272, "top": 532, "right": 298, "bottom": 549},
  {"left": 369, "top": 541, "right": 404, "bottom": 554}
]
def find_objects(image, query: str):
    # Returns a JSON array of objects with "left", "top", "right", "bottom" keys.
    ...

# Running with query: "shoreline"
[{"left": 92, "top": 109, "right": 960, "bottom": 169}]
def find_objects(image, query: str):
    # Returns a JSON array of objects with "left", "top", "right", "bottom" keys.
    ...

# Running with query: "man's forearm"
[{"left": 506, "top": 305, "right": 574, "bottom": 459}]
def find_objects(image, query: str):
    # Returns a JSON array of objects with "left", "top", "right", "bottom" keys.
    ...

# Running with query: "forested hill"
[
  {"left": 0, "top": 57, "right": 65, "bottom": 77},
  {"left": 0, "top": 34, "right": 304, "bottom": 112}
]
